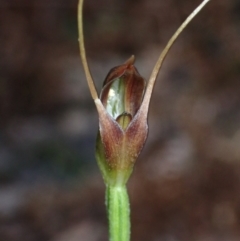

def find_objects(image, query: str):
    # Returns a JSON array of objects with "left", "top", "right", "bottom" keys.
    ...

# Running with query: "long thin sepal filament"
[
  {"left": 78, "top": 0, "right": 98, "bottom": 100},
  {"left": 141, "top": 0, "right": 211, "bottom": 116}
]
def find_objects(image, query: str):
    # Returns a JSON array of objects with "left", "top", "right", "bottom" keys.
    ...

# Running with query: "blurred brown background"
[{"left": 1, "top": 0, "right": 240, "bottom": 240}]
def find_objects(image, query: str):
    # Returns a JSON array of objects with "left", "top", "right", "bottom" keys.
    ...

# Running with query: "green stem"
[{"left": 106, "top": 185, "right": 130, "bottom": 241}]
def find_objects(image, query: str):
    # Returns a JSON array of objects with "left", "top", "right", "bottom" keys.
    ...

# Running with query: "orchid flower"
[{"left": 78, "top": 1, "right": 211, "bottom": 240}]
